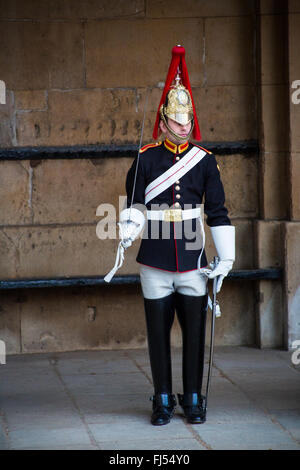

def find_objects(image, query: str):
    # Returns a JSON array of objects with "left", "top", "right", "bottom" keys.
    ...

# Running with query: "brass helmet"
[
  {"left": 152, "top": 45, "right": 201, "bottom": 142},
  {"left": 159, "top": 76, "right": 194, "bottom": 142}
]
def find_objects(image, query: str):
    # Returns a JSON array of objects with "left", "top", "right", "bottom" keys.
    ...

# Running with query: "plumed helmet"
[{"left": 153, "top": 45, "right": 201, "bottom": 141}]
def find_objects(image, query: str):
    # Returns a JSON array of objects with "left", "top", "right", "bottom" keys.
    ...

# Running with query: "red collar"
[{"left": 164, "top": 138, "right": 189, "bottom": 154}]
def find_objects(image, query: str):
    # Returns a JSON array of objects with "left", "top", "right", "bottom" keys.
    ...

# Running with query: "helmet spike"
[{"left": 175, "top": 67, "right": 181, "bottom": 86}]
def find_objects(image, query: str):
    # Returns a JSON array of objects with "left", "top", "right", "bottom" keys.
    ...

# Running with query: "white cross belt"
[{"left": 144, "top": 147, "right": 206, "bottom": 205}]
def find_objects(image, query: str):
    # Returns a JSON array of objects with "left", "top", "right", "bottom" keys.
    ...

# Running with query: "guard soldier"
[{"left": 105, "top": 46, "right": 235, "bottom": 425}]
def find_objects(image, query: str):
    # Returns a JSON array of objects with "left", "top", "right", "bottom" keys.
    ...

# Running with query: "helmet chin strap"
[{"left": 161, "top": 113, "right": 194, "bottom": 143}]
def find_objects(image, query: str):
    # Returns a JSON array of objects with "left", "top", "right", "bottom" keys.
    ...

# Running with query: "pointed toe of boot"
[
  {"left": 187, "top": 413, "right": 206, "bottom": 424},
  {"left": 151, "top": 412, "right": 171, "bottom": 426}
]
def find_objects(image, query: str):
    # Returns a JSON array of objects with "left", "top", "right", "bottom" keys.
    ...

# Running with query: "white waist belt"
[{"left": 147, "top": 207, "right": 201, "bottom": 222}]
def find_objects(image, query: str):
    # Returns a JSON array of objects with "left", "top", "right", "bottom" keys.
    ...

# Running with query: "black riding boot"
[
  {"left": 175, "top": 292, "right": 208, "bottom": 424},
  {"left": 144, "top": 293, "right": 177, "bottom": 425}
]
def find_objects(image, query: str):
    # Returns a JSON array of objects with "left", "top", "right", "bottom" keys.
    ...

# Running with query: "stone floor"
[{"left": 0, "top": 346, "right": 299, "bottom": 450}]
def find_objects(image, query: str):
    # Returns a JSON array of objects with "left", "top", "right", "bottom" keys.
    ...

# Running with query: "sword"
[
  {"left": 203, "top": 256, "right": 220, "bottom": 415},
  {"left": 129, "top": 88, "right": 149, "bottom": 215},
  {"left": 104, "top": 89, "right": 149, "bottom": 283}
]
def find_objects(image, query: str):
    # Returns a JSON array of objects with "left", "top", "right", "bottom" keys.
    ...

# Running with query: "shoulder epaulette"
[
  {"left": 139, "top": 141, "right": 162, "bottom": 153},
  {"left": 194, "top": 144, "right": 219, "bottom": 170},
  {"left": 194, "top": 144, "right": 212, "bottom": 154}
]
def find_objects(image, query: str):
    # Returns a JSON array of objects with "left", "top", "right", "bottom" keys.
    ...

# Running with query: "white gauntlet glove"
[
  {"left": 119, "top": 208, "right": 145, "bottom": 249},
  {"left": 202, "top": 225, "right": 235, "bottom": 293},
  {"left": 203, "top": 260, "right": 233, "bottom": 293},
  {"left": 104, "top": 207, "right": 145, "bottom": 283}
]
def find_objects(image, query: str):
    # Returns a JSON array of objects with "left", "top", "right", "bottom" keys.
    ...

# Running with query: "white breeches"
[{"left": 139, "top": 264, "right": 208, "bottom": 300}]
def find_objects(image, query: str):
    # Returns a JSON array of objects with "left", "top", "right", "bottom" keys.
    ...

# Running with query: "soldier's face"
[{"left": 159, "top": 118, "right": 192, "bottom": 144}]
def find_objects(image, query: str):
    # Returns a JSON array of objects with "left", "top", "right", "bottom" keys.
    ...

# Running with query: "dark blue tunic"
[{"left": 126, "top": 139, "right": 231, "bottom": 272}]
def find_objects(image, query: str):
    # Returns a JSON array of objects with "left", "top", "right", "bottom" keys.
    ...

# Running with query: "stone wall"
[{"left": 0, "top": 0, "right": 298, "bottom": 353}]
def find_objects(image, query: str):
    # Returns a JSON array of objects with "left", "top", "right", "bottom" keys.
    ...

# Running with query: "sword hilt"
[
  {"left": 212, "top": 256, "right": 221, "bottom": 317},
  {"left": 213, "top": 255, "right": 220, "bottom": 270}
]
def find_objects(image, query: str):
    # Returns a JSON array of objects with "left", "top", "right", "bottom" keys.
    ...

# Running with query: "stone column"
[
  {"left": 255, "top": 1, "right": 288, "bottom": 348},
  {"left": 283, "top": 2, "right": 300, "bottom": 349},
  {"left": 256, "top": 0, "right": 300, "bottom": 349}
]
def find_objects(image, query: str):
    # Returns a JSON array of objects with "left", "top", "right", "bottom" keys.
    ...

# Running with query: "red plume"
[{"left": 152, "top": 45, "right": 201, "bottom": 141}]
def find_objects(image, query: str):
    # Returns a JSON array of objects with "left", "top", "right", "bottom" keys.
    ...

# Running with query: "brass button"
[
  {"left": 175, "top": 156, "right": 180, "bottom": 161},
  {"left": 176, "top": 194, "right": 181, "bottom": 199},
  {"left": 174, "top": 202, "right": 181, "bottom": 208},
  {"left": 176, "top": 180, "right": 180, "bottom": 184},
  {"left": 175, "top": 185, "right": 180, "bottom": 191}
]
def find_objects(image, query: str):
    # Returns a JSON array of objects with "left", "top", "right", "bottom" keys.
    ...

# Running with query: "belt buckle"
[{"left": 164, "top": 209, "right": 182, "bottom": 222}]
